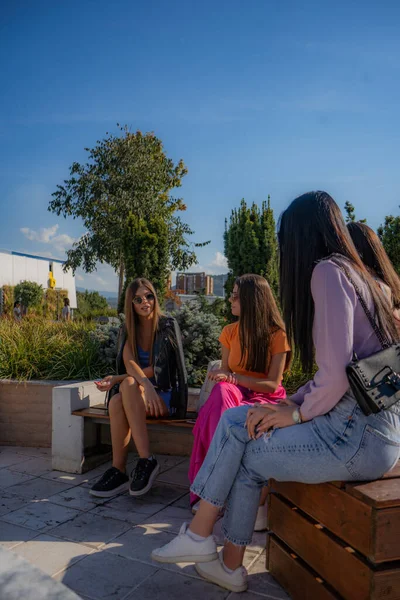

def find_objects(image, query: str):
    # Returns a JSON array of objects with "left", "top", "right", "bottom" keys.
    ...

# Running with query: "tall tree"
[
  {"left": 344, "top": 201, "right": 367, "bottom": 224},
  {"left": 378, "top": 212, "right": 400, "bottom": 274},
  {"left": 49, "top": 125, "right": 205, "bottom": 305},
  {"left": 224, "top": 196, "right": 279, "bottom": 297}
]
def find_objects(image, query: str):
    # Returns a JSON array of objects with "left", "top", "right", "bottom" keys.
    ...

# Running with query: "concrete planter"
[{"left": 0, "top": 379, "right": 77, "bottom": 448}]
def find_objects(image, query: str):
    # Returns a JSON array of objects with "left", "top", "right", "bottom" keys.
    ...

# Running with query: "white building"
[{"left": 0, "top": 250, "right": 77, "bottom": 308}]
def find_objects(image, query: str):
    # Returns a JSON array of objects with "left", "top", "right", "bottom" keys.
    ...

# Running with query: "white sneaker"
[
  {"left": 151, "top": 522, "right": 218, "bottom": 564},
  {"left": 195, "top": 550, "right": 248, "bottom": 593},
  {"left": 254, "top": 504, "right": 268, "bottom": 532}
]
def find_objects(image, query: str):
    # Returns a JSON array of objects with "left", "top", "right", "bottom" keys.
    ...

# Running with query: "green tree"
[
  {"left": 77, "top": 290, "right": 108, "bottom": 316},
  {"left": 14, "top": 281, "right": 43, "bottom": 312},
  {"left": 344, "top": 201, "right": 367, "bottom": 224},
  {"left": 378, "top": 212, "right": 400, "bottom": 274},
  {"left": 224, "top": 196, "right": 279, "bottom": 297},
  {"left": 49, "top": 125, "right": 206, "bottom": 305}
]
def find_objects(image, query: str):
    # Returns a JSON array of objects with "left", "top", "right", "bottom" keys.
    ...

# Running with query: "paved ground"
[{"left": 0, "top": 446, "right": 289, "bottom": 600}]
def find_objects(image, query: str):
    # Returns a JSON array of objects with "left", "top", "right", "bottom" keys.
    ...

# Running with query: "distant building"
[
  {"left": 211, "top": 273, "right": 229, "bottom": 297},
  {"left": 176, "top": 272, "right": 214, "bottom": 295},
  {"left": 0, "top": 249, "right": 77, "bottom": 308}
]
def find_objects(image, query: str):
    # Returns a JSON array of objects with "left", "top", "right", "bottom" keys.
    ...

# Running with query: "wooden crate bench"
[{"left": 267, "top": 464, "right": 400, "bottom": 600}]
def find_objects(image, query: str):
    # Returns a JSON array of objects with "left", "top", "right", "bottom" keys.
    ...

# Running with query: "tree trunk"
[{"left": 118, "top": 259, "right": 125, "bottom": 307}]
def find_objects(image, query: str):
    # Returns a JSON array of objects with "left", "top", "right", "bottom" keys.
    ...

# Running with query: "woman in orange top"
[{"left": 188, "top": 273, "right": 291, "bottom": 523}]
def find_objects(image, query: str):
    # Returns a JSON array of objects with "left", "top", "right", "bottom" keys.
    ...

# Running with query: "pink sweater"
[{"left": 291, "top": 259, "right": 382, "bottom": 420}]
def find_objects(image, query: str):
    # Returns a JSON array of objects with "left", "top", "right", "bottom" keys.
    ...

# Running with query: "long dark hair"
[
  {"left": 278, "top": 191, "right": 398, "bottom": 372},
  {"left": 124, "top": 278, "right": 162, "bottom": 361},
  {"left": 236, "top": 274, "right": 289, "bottom": 373},
  {"left": 348, "top": 222, "right": 400, "bottom": 309}
]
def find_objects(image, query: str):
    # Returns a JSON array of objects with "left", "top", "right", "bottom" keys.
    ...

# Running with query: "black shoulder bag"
[{"left": 332, "top": 258, "right": 400, "bottom": 416}]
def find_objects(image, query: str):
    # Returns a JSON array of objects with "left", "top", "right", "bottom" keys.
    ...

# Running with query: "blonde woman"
[{"left": 90, "top": 278, "right": 187, "bottom": 498}]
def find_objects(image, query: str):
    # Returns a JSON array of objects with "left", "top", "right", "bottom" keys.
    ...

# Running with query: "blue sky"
[{"left": 1, "top": 0, "right": 400, "bottom": 293}]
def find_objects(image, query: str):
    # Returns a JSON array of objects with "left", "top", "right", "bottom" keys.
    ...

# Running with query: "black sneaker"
[
  {"left": 129, "top": 457, "right": 160, "bottom": 496},
  {"left": 89, "top": 467, "right": 129, "bottom": 498}
]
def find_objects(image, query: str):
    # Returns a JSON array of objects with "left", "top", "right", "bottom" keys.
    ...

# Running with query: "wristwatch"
[{"left": 292, "top": 408, "right": 302, "bottom": 424}]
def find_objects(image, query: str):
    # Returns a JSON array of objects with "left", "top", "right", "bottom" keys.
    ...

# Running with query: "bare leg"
[
  {"left": 119, "top": 377, "right": 150, "bottom": 458},
  {"left": 109, "top": 393, "right": 130, "bottom": 472},
  {"left": 222, "top": 541, "right": 246, "bottom": 570},
  {"left": 189, "top": 500, "right": 221, "bottom": 537}
]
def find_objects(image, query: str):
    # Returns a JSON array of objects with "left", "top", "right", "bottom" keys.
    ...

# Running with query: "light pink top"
[{"left": 291, "top": 259, "right": 382, "bottom": 420}]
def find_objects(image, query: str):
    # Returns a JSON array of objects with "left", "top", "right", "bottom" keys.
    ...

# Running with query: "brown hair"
[
  {"left": 235, "top": 274, "right": 290, "bottom": 373},
  {"left": 124, "top": 278, "right": 162, "bottom": 361},
  {"left": 348, "top": 222, "right": 400, "bottom": 309},
  {"left": 278, "top": 191, "right": 399, "bottom": 373}
]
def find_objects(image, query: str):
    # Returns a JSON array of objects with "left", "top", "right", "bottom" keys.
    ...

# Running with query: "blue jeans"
[{"left": 190, "top": 393, "right": 400, "bottom": 546}]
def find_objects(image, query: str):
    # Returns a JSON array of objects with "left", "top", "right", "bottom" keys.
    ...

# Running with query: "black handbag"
[{"left": 331, "top": 257, "right": 400, "bottom": 416}]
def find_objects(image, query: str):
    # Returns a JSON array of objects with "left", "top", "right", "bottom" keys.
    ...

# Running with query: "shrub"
[
  {"left": 171, "top": 300, "right": 222, "bottom": 386},
  {"left": 0, "top": 318, "right": 110, "bottom": 380},
  {"left": 1, "top": 285, "right": 15, "bottom": 315},
  {"left": 14, "top": 281, "right": 44, "bottom": 311}
]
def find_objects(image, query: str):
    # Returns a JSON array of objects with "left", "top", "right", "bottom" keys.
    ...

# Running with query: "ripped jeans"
[{"left": 190, "top": 393, "right": 400, "bottom": 546}]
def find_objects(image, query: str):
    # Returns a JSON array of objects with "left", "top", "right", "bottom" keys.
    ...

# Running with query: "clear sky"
[{"left": 1, "top": 0, "right": 400, "bottom": 293}]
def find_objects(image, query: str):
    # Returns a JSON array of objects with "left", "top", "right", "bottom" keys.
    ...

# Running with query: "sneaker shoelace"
[{"left": 132, "top": 458, "right": 153, "bottom": 482}]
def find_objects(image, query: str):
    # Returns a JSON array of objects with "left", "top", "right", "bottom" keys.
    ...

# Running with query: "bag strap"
[{"left": 328, "top": 255, "right": 391, "bottom": 349}]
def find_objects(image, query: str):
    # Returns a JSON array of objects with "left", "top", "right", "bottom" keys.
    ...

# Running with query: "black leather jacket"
[{"left": 113, "top": 315, "right": 188, "bottom": 419}]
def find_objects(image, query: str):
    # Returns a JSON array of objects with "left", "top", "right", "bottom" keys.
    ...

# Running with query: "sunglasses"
[{"left": 132, "top": 293, "right": 155, "bottom": 305}]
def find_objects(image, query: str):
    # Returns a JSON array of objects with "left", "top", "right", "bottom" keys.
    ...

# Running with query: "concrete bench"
[{"left": 51, "top": 381, "right": 199, "bottom": 474}]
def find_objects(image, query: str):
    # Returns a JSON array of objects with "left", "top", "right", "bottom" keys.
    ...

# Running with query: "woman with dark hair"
[
  {"left": 90, "top": 278, "right": 187, "bottom": 499},
  {"left": 347, "top": 221, "right": 400, "bottom": 329},
  {"left": 188, "top": 274, "right": 290, "bottom": 524},
  {"left": 151, "top": 192, "right": 400, "bottom": 594}
]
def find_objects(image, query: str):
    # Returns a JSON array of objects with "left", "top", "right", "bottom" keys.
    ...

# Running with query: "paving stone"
[
  {"left": 0, "top": 491, "right": 29, "bottom": 517},
  {"left": 12, "top": 447, "right": 51, "bottom": 458},
  {"left": 155, "top": 454, "right": 188, "bottom": 473},
  {"left": 101, "top": 491, "right": 167, "bottom": 517},
  {"left": 156, "top": 464, "right": 190, "bottom": 488},
  {"left": 6, "top": 477, "right": 74, "bottom": 500},
  {"left": 54, "top": 549, "right": 156, "bottom": 600},
  {"left": 143, "top": 505, "right": 193, "bottom": 535},
  {"left": 48, "top": 511, "right": 132, "bottom": 548},
  {"left": 50, "top": 485, "right": 109, "bottom": 512},
  {"left": 0, "top": 469, "right": 35, "bottom": 489},
  {"left": 9, "top": 457, "right": 52, "bottom": 476},
  {"left": 213, "top": 519, "right": 267, "bottom": 554},
  {"left": 0, "top": 521, "right": 38, "bottom": 549},
  {"left": 0, "top": 452, "right": 33, "bottom": 469},
  {"left": 125, "top": 567, "right": 230, "bottom": 600},
  {"left": 103, "top": 524, "right": 202, "bottom": 579},
  {"left": 12, "top": 534, "right": 95, "bottom": 576},
  {"left": 1, "top": 500, "right": 81, "bottom": 532},
  {"left": 170, "top": 492, "right": 191, "bottom": 509},
  {"left": 89, "top": 504, "right": 149, "bottom": 525},
  {"left": 0, "top": 545, "right": 80, "bottom": 600},
  {"left": 131, "top": 481, "right": 187, "bottom": 506},
  {"left": 41, "top": 470, "right": 94, "bottom": 485}
]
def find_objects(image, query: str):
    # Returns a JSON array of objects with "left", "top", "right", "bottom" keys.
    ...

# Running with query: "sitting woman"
[
  {"left": 90, "top": 278, "right": 187, "bottom": 499},
  {"left": 348, "top": 221, "right": 400, "bottom": 330},
  {"left": 189, "top": 273, "right": 290, "bottom": 527},
  {"left": 151, "top": 191, "right": 400, "bottom": 594}
]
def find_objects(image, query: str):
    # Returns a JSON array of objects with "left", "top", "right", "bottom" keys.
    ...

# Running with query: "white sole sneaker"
[
  {"left": 191, "top": 501, "right": 200, "bottom": 515},
  {"left": 89, "top": 481, "right": 129, "bottom": 498},
  {"left": 195, "top": 552, "right": 248, "bottom": 593},
  {"left": 151, "top": 522, "right": 218, "bottom": 564},
  {"left": 254, "top": 504, "right": 268, "bottom": 531},
  {"left": 129, "top": 462, "right": 160, "bottom": 497}
]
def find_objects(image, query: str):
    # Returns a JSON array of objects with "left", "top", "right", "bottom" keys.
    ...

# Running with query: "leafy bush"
[
  {"left": 283, "top": 354, "right": 313, "bottom": 396},
  {"left": 14, "top": 281, "right": 44, "bottom": 310},
  {"left": 171, "top": 300, "right": 222, "bottom": 386},
  {"left": 0, "top": 317, "right": 110, "bottom": 380},
  {"left": 1, "top": 285, "right": 15, "bottom": 315},
  {"left": 89, "top": 322, "right": 120, "bottom": 369}
]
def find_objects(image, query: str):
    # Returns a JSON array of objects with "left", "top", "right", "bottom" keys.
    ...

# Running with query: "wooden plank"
[
  {"left": 382, "top": 461, "right": 400, "bottom": 480},
  {"left": 269, "top": 480, "right": 373, "bottom": 559},
  {"left": 374, "top": 568, "right": 400, "bottom": 600},
  {"left": 374, "top": 507, "right": 400, "bottom": 563},
  {"left": 266, "top": 534, "right": 340, "bottom": 600},
  {"left": 71, "top": 407, "right": 195, "bottom": 428},
  {"left": 269, "top": 494, "right": 372, "bottom": 600},
  {"left": 347, "top": 479, "right": 400, "bottom": 509}
]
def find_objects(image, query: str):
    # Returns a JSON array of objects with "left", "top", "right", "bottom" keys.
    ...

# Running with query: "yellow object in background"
[{"left": 48, "top": 272, "right": 56, "bottom": 289}]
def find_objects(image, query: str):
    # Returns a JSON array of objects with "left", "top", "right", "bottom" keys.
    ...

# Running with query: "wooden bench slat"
[
  {"left": 345, "top": 478, "right": 400, "bottom": 508},
  {"left": 71, "top": 406, "right": 195, "bottom": 428}
]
